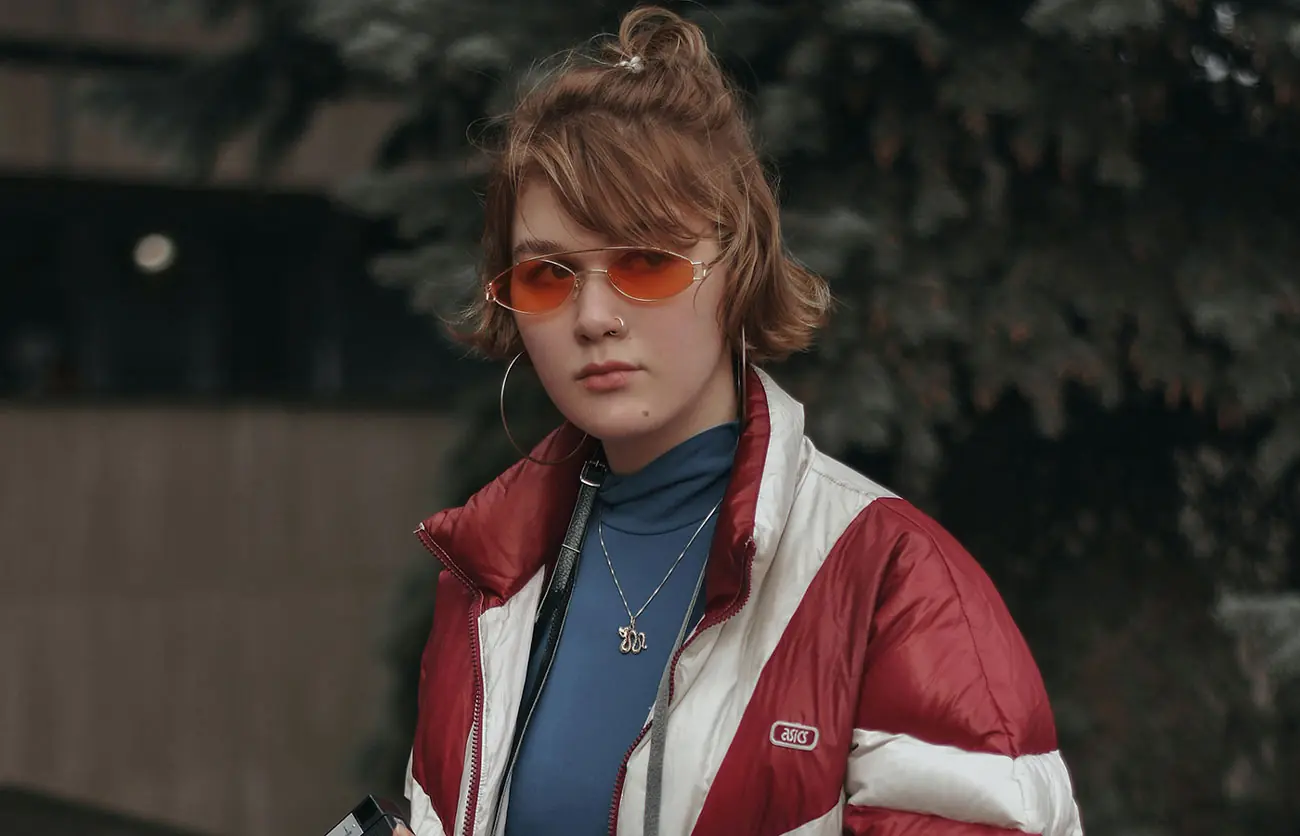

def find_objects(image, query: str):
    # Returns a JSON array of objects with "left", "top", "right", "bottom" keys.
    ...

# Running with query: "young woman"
[{"left": 401, "top": 7, "right": 1083, "bottom": 836}]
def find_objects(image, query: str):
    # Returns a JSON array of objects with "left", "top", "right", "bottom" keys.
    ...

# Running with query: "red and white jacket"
[{"left": 405, "top": 368, "right": 1083, "bottom": 836}]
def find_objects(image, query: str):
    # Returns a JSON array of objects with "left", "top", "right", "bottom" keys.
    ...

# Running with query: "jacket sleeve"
[{"left": 842, "top": 499, "right": 1083, "bottom": 836}]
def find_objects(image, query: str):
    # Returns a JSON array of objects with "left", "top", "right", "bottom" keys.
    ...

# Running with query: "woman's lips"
[
  {"left": 577, "top": 361, "right": 640, "bottom": 392},
  {"left": 580, "top": 369, "right": 635, "bottom": 392}
]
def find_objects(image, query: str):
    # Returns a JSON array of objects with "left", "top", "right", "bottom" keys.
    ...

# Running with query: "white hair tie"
[{"left": 615, "top": 55, "right": 645, "bottom": 73}]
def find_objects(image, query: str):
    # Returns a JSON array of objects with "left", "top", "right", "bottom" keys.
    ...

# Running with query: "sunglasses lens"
[
  {"left": 492, "top": 259, "right": 576, "bottom": 313},
  {"left": 607, "top": 250, "right": 696, "bottom": 300},
  {"left": 488, "top": 249, "right": 698, "bottom": 313}
]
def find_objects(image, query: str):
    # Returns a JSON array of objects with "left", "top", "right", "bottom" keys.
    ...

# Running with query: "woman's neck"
[{"left": 598, "top": 421, "right": 739, "bottom": 534}]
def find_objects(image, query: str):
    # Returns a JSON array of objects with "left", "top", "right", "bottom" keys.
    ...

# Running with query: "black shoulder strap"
[
  {"left": 490, "top": 456, "right": 606, "bottom": 830},
  {"left": 529, "top": 455, "right": 606, "bottom": 643}
]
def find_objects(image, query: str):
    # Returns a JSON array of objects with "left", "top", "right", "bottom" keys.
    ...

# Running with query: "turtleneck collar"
[{"left": 597, "top": 421, "right": 739, "bottom": 535}]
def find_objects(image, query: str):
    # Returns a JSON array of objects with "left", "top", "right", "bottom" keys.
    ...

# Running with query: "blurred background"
[{"left": 0, "top": 0, "right": 1298, "bottom": 834}]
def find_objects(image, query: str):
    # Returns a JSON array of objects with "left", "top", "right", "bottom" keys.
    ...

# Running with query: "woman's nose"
[{"left": 571, "top": 271, "right": 626, "bottom": 341}]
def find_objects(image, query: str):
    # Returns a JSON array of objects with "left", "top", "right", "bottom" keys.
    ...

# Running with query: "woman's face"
[{"left": 510, "top": 181, "right": 737, "bottom": 473}]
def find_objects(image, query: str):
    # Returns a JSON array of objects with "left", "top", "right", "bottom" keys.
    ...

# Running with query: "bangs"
[{"left": 505, "top": 112, "right": 728, "bottom": 251}]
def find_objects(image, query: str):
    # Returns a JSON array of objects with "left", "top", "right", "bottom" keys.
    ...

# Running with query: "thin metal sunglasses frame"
[{"left": 486, "top": 245, "right": 718, "bottom": 313}]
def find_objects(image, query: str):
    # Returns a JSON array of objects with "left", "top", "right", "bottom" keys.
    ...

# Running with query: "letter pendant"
[{"left": 618, "top": 622, "right": 647, "bottom": 655}]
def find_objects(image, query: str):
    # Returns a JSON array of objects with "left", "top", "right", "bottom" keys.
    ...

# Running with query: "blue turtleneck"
[{"left": 504, "top": 421, "right": 739, "bottom": 836}]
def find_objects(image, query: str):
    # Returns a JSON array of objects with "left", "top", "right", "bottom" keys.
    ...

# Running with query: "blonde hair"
[{"left": 458, "top": 5, "right": 831, "bottom": 363}]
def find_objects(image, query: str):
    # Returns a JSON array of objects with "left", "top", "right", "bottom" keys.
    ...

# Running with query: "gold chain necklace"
[{"left": 597, "top": 500, "right": 722, "bottom": 655}]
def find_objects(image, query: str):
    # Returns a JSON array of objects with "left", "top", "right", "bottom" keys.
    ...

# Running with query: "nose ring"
[{"left": 607, "top": 316, "right": 625, "bottom": 336}]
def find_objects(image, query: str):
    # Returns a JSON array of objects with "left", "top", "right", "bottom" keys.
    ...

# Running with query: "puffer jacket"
[{"left": 405, "top": 368, "right": 1083, "bottom": 836}]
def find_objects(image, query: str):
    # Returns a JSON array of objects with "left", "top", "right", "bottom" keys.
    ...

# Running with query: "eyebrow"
[{"left": 512, "top": 238, "right": 568, "bottom": 260}]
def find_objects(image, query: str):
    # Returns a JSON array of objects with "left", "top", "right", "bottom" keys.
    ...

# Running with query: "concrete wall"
[
  {"left": 0, "top": 406, "right": 463, "bottom": 835},
  {"left": 0, "top": 0, "right": 401, "bottom": 186}
]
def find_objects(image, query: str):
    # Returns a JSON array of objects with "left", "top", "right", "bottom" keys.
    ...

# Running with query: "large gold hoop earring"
[
  {"left": 735, "top": 326, "right": 748, "bottom": 426},
  {"left": 500, "top": 351, "right": 588, "bottom": 465}
]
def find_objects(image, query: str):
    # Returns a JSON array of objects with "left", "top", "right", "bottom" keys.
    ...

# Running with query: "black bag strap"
[
  {"left": 490, "top": 455, "right": 606, "bottom": 832},
  {"left": 529, "top": 455, "right": 607, "bottom": 640}
]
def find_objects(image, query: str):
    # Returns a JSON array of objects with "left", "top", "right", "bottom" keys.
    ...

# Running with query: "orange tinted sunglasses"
[{"left": 487, "top": 246, "right": 714, "bottom": 315}]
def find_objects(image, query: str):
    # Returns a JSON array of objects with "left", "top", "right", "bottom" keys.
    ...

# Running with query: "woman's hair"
[{"left": 459, "top": 5, "right": 831, "bottom": 363}]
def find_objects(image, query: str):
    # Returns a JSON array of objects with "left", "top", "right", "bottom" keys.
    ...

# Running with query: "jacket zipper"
[
  {"left": 605, "top": 537, "right": 757, "bottom": 835},
  {"left": 417, "top": 522, "right": 485, "bottom": 836}
]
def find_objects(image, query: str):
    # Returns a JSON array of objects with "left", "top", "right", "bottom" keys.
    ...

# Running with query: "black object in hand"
[{"left": 322, "top": 795, "right": 409, "bottom": 836}]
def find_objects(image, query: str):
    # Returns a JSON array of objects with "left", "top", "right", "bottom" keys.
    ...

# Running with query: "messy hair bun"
[
  {"left": 606, "top": 6, "right": 715, "bottom": 75},
  {"left": 462, "top": 5, "right": 832, "bottom": 364}
]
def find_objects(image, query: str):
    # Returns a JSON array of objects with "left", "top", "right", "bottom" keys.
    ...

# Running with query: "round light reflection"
[{"left": 134, "top": 233, "right": 176, "bottom": 274}]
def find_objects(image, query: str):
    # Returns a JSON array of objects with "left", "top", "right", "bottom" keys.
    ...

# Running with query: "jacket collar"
[{"left": 418, "top": 368, "right": 806, "bottom": 609}]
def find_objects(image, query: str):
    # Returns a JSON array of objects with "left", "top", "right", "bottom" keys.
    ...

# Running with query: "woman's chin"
[{"left": 565, "top": 398, "right": 667, "bottom": 443}]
